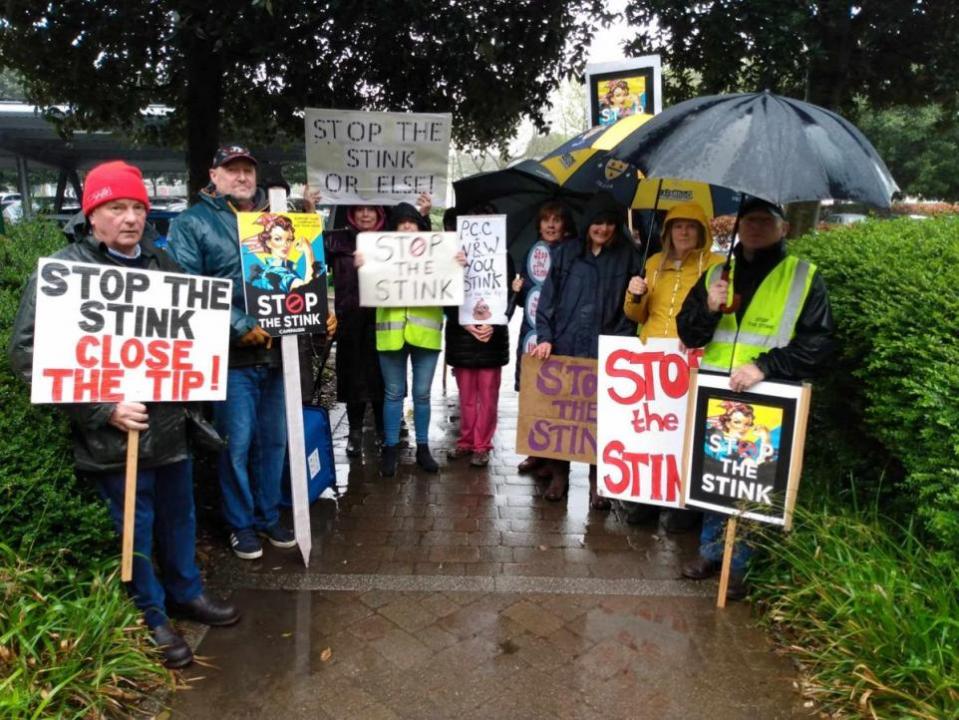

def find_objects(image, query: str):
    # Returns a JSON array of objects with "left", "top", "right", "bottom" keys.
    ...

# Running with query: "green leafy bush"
[
  {"left": 751, "top": 507, "right": 959, "bottom": 719},
  {"left": 0, "top": 544, "right": 172, "bottom": 718},
  {"left": 0, "top": 220, "right": 114, "bottom": 564},
  {"left": 791, "top": 216, "right": 959, "bottom": 552}
]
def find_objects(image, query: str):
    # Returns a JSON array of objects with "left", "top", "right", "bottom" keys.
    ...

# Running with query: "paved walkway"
[{"left": 171, "top": 355, "right": 808, "bottom": 719}]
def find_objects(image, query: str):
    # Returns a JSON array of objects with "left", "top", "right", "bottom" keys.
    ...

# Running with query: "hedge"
[
  {"left": 0, "top": 221, "right": 113, "bottom": 565},
  {"left": 791, "top": 216, "right": 959, "bottom": 553}
]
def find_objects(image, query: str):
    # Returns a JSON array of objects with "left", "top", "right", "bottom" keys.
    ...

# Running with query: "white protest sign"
[
  {"left": 31, "top": 259, "right": 232, "bottom": 404},
  {"left": 457, "top": 215, "right": 508, "bottom": 325},
  {"left": 357, "top": 231, "right": 464, "bottom": 307},
  {"left": 304, "top": 108, "right": 452, "bottom": 206},
  {"left": 597, "top": 335, "right": 703, "bottom": 506}
]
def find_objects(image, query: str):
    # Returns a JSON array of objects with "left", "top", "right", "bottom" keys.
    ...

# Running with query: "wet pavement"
[{"left": 172, "top": 355, "right": 809, "bottom": 719}]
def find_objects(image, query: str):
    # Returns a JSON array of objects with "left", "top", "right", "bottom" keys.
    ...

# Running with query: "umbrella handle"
[{"left": 718, "top": 267, "right": 741, "bottom": 314}]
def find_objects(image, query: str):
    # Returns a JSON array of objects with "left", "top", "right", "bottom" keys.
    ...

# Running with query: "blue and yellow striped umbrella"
[{"left": 539, "top": 115, "right": 740, "bottom": 218}]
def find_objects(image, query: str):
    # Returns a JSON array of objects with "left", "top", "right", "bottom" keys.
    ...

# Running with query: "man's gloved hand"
[
  {"left": 238, "top": 325, "right": 273, "bottom": 348},
  {"left": 326, "top": 312, "right": 337, "bottom": 337}
]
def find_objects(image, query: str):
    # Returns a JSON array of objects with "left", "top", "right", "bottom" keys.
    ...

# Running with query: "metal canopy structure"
[{"left": 0, "top": 102, "right": 304, "bottom": 217}]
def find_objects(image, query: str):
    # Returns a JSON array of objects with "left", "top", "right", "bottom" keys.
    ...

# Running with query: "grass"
[
  {"left": 750, "top": 504, "right": 959, "bottom": 719},
  {"left": 0, "top": 544, "right": 174, "bottom": 719}
]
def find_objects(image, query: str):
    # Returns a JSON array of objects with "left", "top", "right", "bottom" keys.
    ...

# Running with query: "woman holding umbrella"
[
  {"left": 512, "top": 200, "right": 576, "bottom": 478},
  {"left": 531, "top": 192, "right": 644, "bottom": 510}
]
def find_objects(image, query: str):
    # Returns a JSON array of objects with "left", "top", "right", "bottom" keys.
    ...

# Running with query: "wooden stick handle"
[
  {"left": 121, "top": 429, "right": 140, "bottom": 582},
  {"left": 716, "top": 516, "right": 738, "bottom": 609}
]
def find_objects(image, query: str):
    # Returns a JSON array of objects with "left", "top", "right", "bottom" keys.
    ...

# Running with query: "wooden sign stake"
[
  {"left": 121, "top": 429, "right": 139, "bottom": 582},
  {"left": 716, "top": 516, "right": 738, "bottom": 609},
  {"left": 269, "top": 188, "right": 312, "bottom": 567}
]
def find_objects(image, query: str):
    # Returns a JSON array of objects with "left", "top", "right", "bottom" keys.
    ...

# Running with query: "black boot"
[
  {"left": 415, "top": 443, "right": 439, "bottom": 473},
  {"left": 381, "top": 444, "right": 399, "bottom": 477},
  {"left": 168, "top": 592, "right": 240, "bottom": 627},
  {"left": 151, "top": 623, "right": 193, "bottom": 669},
  {"left": 346, "top": 428, "right": 362, "bottom": 458}
]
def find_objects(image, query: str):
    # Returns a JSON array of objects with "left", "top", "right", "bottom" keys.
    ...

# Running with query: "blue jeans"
[
  {"left": 699, "top": 511, "right": 753, "bottom": 573},
  {"left": 214, "top": 365, "right": 287, "bottom": 532},
  {"left": 378, "top": 345, "right": 440, "bottom": 445},
  {"left": 98, "top": 460, "right": 203, "bottom": 629}
]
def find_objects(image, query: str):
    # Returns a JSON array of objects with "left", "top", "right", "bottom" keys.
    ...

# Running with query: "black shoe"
[
  {"left": 416, "top": 443, "right": 439, "bottom": 473},
  {"left": 663, "top": 509, "right": 700, "bottom": 534},
  {"left": 152, "top": 623, "right": 193, "bottom": 668},
  {"left": 681, "top": 556, "right": 720, "bottom": 580},
  {"left": 726, "top": 573, "right": 748, "bottom": 602},
  {"left": 168, "top": 592, "right": 240, "bottom": 627},
  {"left": 346, "top": 429, "right": 362, "bottom": 458},
  {"left": 624, "top": 502, "right": 659, "bottom": 526},
  {"left": 381, "top": 444, "right": 398, "bottom": 477}
]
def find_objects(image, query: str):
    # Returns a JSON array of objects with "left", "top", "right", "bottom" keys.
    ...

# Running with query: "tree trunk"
[
  {"left": 785, "top": 201, "right": 821, "bottom": 239},
  {"left": 185, "top": 25, "right": 223, "bottom": 202}
]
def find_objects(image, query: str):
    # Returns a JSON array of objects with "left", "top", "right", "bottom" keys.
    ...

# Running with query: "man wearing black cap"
[
  {"left": 676, "top": 196, "right": 834, "bottom": 600},
  {"left": 167, "top": 146, "right": 297, "bottom": 561}
]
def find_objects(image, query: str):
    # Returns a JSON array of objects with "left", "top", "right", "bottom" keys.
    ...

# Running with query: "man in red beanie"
[{"left": 8, "top": 160, "right": 239, "bottom": 669}]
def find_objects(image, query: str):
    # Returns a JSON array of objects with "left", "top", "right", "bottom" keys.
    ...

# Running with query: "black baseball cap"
[
  {"left": 739, "top": 196, "right": 785, "bottom": 220},
  {"left": 212, "top": 144, "right": 258, "bottom": 168}
]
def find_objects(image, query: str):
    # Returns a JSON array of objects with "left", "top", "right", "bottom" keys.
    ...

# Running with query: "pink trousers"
[{"left": 452, "top": 367, "right": 502, "bottom": 452}]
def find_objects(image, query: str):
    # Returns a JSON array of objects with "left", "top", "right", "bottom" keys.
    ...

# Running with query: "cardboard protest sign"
[
  {"left": 597, "top": 336, "right": 703, "bottom": 506},
  {"left": 236, "top": 212, "right": 328, "bottom": 336},
  {"left": 304, "top": 108, "right": 452, "bottom": 206},
  {"left": 457, "top": 215, "right": 508, "bottom": 325},
  {"left": 516, "top": 354, "right": 597, "bottom": 464},
  {"left": 31, "top": 259, "right": 231, "bottom": 403},
  {"left": 357, "top": 231, "right": 464, "bottom": 307},
  {"left": 682, "top": 371, "right": 811, "bottom": 528}
]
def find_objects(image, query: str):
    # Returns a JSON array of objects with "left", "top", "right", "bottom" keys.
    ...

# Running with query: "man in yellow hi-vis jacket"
[{"left": 676, "top": 196, "right": 834, "bottom": 600}]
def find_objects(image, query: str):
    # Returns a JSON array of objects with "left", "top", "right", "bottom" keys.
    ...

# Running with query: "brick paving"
[{"left": 171, "top": 355, "right": 810, "bottom": 719}]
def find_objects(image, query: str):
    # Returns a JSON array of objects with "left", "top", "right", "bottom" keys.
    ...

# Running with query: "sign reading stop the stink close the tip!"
[
  {"left": 304, "top": 108, "right": 452, "bottom": 207},
  {"left": 597, "top": 336, "right": 703, "bottom": 507},
  {"left": 30, "top": 259, "right": 232, "bottom": 404},
  {"left": 357, "top": 231, "right": 464, "bottom": 307},
  {"left": 457, "top": 215, "right": 508, "bottom": 326}
]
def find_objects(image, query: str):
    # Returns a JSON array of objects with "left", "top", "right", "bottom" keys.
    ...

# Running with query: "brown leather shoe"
[
  {"left": 588, "top": 467, "right": 611, "bottom": 511},
  {"left": 543, "top": 462, "right": 569, "bottom": 501},
  {"left": 681, "top": 556, "right": 720, "bottom": 580}
]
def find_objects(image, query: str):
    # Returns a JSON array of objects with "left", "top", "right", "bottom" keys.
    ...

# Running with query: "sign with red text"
[
  {"left": 30, "top": 259, "right": 232, "bottom": 404},
  {"left": 305, "top": 108, "right": 451, "bottom": 206},
  {"left": 597, "top": 336, "right": 702, "bottom": 506},
  {"left": 517, "top": 354, "right": 597, "bottom": 464},
  {"left": 357, "top": 231, "right": 464, "bottom": 307}
]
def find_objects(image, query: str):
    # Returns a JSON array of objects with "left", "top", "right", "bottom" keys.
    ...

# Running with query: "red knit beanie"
[{"left": 82, "top": 161, "right": 151, "bottom": 216}]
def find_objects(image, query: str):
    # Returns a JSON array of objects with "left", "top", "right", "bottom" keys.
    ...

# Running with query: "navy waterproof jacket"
[{"left": 535, "top": 234, "right": 643, "bottom": 359}]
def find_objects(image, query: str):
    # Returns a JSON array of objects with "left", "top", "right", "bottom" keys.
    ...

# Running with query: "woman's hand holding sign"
[
  {"left": 530, "top": 341, "right": 552, "bottom": 360},
  {"left": 465, "top": 324, "right": 493, "bottom": 343}
]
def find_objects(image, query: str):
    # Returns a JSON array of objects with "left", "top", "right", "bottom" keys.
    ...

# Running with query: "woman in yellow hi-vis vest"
[
  {"left": 676, "top": 196, "right": 834, "bottom": 601},
  {"left": 359, "top": 201, "right": 466, "bottom": 477}
]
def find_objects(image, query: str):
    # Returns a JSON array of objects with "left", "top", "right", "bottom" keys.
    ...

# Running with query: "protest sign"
[
  {"left": 457, "top": 215, "right": 507, "bottom": 325},
  {"left": 31, "top": 259, "right": 232, "bottom": 404},
  {"left": 597, "top": 336, "right": 703, "bottom": 506},
  {"left": 682, "top": 371, "right": 811, "bottom": 528},
  {"left": 304, "top": 108, "right": 452, "bottom": 206},
  {"left": 236, "top": 211, "right": 328, "bottom": 336},
  {"left": 357, "top": 231, "right": 464, "bottom": 307},
  {"left": 516, "top": 354, "right": 597, "bottom": 464}
]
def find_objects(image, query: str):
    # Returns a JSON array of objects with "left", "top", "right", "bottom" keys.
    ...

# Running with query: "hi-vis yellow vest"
[
  {"left": 701, "top": 255, "right": 815, "bottom": 372},
  {"left": 375, "top": 307, "right": 443, "bottom": 351}
]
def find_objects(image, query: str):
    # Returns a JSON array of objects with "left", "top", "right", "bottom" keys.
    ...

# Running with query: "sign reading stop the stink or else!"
[
  {"left": 30, "top": 259, "right": 232, "bottom": 404},
  {"left": 597, "top": 336, "right": 703, "bottom": 506}
]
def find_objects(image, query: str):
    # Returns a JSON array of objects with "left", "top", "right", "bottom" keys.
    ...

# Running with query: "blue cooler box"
[{"left": 281, "top": 405, "right": 336, "bottom": 507}]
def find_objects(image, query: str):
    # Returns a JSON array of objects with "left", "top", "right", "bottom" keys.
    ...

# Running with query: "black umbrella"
[
  {"left": 608, "top": 91, "right": 899, "bottom": 208},
  {"left": 452, "top": 159, "right": 591, "bottom": 268}
]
